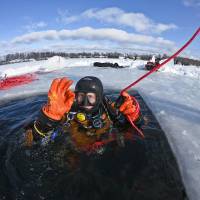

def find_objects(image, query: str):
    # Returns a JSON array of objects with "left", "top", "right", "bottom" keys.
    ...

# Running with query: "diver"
[{"left": 24, "top": 76, "right": 142, "bottom": 154}]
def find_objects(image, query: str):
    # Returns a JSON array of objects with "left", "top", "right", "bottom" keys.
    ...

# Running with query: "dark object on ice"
[
  {"left": 145, "top": 58, "right": 160, "bottom": 71},
  {"left": 0, "top": 73, "right": 37, "bottom": 90},
  {"left": 145, "top": 62, "right": 157, "bottom": 70},
  {"left": 145, "top": 62, "right": 159, "bottom": 70},
  {"left": 93, "top": 62, "right": 126, "bottom": 68}
]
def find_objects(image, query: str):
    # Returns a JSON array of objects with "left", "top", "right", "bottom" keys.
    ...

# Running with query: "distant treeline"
[
  {"left": 174, "top": 57, "right": 200, "bottom": 66},
  {"left": 0, "top": 52, "right": 200, "bottom": 66}
]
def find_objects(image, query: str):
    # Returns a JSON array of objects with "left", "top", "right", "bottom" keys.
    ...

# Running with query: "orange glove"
[
  {"left": 43, "top": 77, "right": 75, "bottom": 120},
  {"left": 119, "top": 91, "right": 139, "bottom": 122}
]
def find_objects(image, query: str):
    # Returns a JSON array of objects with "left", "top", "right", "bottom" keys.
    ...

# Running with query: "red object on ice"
[{"left": 0, "top": 73, "right": 37, "bottom": 90}]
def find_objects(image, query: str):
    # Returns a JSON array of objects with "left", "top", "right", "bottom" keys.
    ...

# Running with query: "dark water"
[{"left": 0, "top": 90, "right": 188, "bottom": 200}]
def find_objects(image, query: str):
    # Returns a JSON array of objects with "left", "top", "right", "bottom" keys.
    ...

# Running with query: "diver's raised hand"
[
  {"left": 42, "top": 77, "right": 75, "bottom": 120},
  {"left": 119, "top": 91, "right": 139, "bottom": 122}
]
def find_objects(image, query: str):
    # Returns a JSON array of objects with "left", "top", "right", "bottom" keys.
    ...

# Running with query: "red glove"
[
  {"left": 119, "top": 91, "right": 140, "bottom": 122},
  {"left": 42, "top": 77, "right": 75, "bottom": 120}
]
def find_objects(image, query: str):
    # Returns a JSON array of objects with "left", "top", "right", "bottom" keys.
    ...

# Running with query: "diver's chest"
[{"left": 66, "top": 113, "right": 111, "bottom": 145}]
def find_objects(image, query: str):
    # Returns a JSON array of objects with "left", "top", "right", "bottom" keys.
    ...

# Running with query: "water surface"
[{"left": 0, "top": 90, "right": 187, "bottom": 200}]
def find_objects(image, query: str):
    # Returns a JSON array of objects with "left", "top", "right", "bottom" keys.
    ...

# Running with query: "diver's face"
[{"left": 76, "top": 92, "right": 96, "bottom": 111}]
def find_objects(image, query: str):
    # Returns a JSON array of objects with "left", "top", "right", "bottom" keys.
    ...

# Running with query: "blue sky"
[{"left": 0, "top": 0, "right": 199, "bottom": 58}]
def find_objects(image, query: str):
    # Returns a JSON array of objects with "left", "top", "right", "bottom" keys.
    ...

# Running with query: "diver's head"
[{"left": 75, "top": 76, "right": 103, "bottom": 113}]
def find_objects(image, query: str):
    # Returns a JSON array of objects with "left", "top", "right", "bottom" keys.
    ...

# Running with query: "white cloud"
[
  {"left": 0, "top": 39, "right": 171, "bottom": 56},
  {"left": 1, "top": 27, "right": 200, "bottom": 58},
  {"left": 45, "top": 42, "right": 165, "bottom": 55},
  {"left": 56, "top": 9, "right": 79, "bottom": 24},
  {"left": 0, "top": 41, "right": 8, "bottom": 48},
  {"left": 183, "top": 0, "right": 200, "bottom": 6},
  {"left": 23, "top": 21, "right": 47, "bottom": 32},
  {"left": 57, "top": 7, "right": 177, "bottom": 34},
  {"left": 11, "top": 27, "right": 175, "bottom": 49},
  {"left": 13, "top": 30, "right": 58, "bottom": 43}
]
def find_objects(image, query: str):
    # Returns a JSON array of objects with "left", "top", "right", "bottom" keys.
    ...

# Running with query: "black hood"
[{"left": 75, "top": 76, "right": 104, "bottom": 113}]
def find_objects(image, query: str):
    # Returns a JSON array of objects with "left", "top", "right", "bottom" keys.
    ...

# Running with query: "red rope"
[
  {"left": 121, "top": 27, "right": 200, "bottom": 94},
  {"left": 83, "top": 131, "right": 137, "bottom": 153},
  {"left": 128, "top": 96, "right": 145, "bottom": 138},
  {"left": 127, "top": 116, "right": 145, "bottom": 138},
  {"left": 120, "top": 27, "right": 200, "bottom": 138}
]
